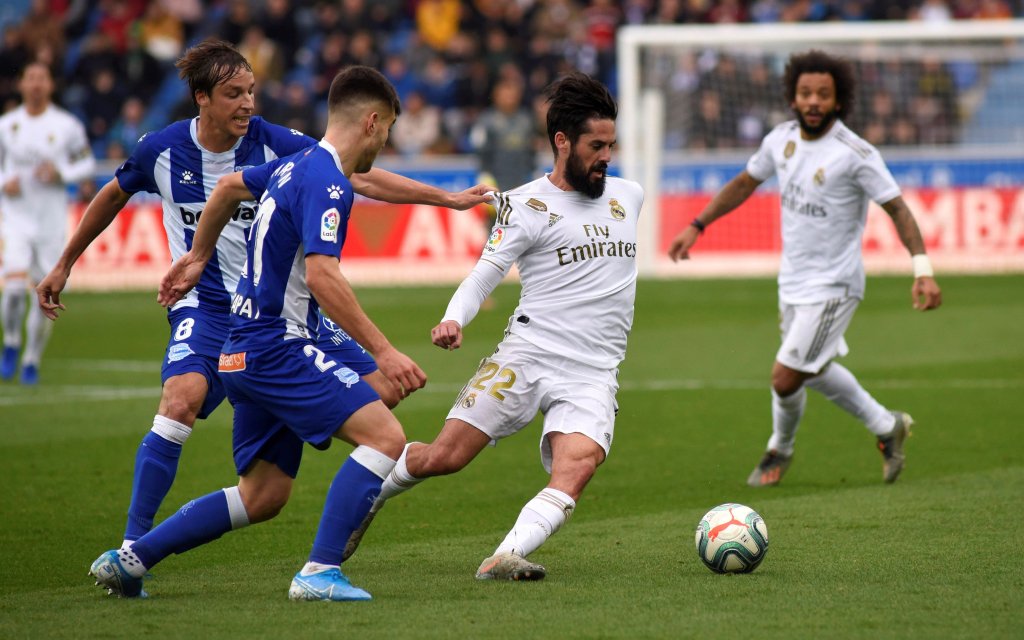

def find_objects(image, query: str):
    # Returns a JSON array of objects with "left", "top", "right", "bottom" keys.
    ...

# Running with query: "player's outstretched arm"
[
  {"left": 36, "top": 178, "right": 131, "bottom": 320},
  {"left": 350, "top": 167, "right": 494, "bottom": 209},
  {"left": 157, "top": 172, "right": 254, "bottom": 307},
  {"left": 880, "top": 196, "right": 942, "bottom": 311},
  {"left": 668, "top": 170, "right": 762, "bottom": 262},
  {"left": 307, "top": 254, "right": 427, "bottom": 398}
]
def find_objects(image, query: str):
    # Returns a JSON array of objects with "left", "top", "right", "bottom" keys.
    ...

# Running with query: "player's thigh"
[
  {"left": 776, "top": 298, "right": 858, "bottom": 374},
  {"left": 162, "top": 306, "right": 230, "bottom": 419},
  {"left": 29, "top": 234, "right": 64, "bottom": 283},
  {"left": 539, "top": 370, "right": 618, "bottom": 474},
  {"left": 333, "top": 399, "right": 405, "bottom": 458},
  {"left": 446, "top": 345, "right": 543, "bottom": 442},
  {"left": 1, "top": 222, "right": 31, "bottom": 278}
]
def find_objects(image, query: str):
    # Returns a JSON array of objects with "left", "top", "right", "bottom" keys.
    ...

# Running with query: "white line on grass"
[{"left": 1, "top": 377, "right": 1020, "bottom": 407}]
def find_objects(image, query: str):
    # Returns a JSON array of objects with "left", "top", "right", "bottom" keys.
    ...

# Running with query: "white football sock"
[
  {"left": 372, "top": 442, "right": 423, "bottom": 510},
  {"left": 494, "top": 488, "right": 575, "bottom": 558},
  {"left": 767, "top": 386, "right": 806, "bottom": 455},
  {"left": 300, "top": 561, "right": 339, "bottom": 576},
  {"left": 1, "top": 282, "right": 26, "bottom": 348},
  {"left": 117, "top": 542, "right": 148, "bottom": 579},
  {"left": 806, "top": 362, "right": 894, "bottom": 436},
  {"left": 21, "top": 300, "right": 52, "bottom": 367}
]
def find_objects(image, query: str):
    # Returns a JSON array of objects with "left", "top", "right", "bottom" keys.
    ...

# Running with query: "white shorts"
[
  {"left": 447, "top": 335, "right": 619, "bottom": 473},
  {"left": 776, "top": 297, "right": 858, "bottom": 374},
  {"left": 1, "top": 218, "right": 63, "bottom": 282}
]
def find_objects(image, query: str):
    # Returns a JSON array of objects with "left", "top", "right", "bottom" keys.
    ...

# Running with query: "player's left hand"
[
  {"left": 34, "top": 161, "right": 59, "bottom": 184},
  {"left": 431, "top": 320, "right": 463, "bottom": 350},
  {"left": 158, "top": 252, "right": 207, "bottom": 307},
  {"left": 446, "top": 184, "right": 496, "bottom": 210},
  {"left": 912, "top": 276, "right": 942, "bottom": 311},
  {"left": 36, "top": 268, "right": 70, "bottom": 320}
]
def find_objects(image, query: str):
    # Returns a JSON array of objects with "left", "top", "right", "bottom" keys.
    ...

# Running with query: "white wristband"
[{"left": 912, "top": 254, "right": 933, "bottom": 278}]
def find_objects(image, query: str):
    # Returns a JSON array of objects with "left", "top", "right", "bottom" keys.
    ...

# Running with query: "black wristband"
[{"left": 690, "top": 217, "right": 706, "bottom": 234}]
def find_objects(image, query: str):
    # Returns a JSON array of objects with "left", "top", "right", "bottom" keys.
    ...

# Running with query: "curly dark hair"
[
  {"left": 783, "top": 50, "right": 856, "bottom": 118},
  {"left": 544, "top": 71, "right": 617, "bottom": 157}
]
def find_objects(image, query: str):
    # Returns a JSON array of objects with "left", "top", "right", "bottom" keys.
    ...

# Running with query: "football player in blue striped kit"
[
  {"left": 88, "top": 66, "right": 423, "bottom": 601},
  {"left": 35, "top": 41, "right": 489, "bottom": 578}
]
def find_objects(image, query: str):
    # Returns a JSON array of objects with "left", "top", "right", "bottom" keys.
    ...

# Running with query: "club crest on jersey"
[
  {"left": 180, "top": 170, "right": 198, "bottom": 185},
  {"left": 526, "top": 198, "right": 548, "bottom": 212},
  {"left": 813, "top": 168, "right": 825, "bottom": 185},
  {"left": 48, "top": 133, "right": 55, "bottom": 144},
  {"left": 784, "top": 141, "right": 796, "bottom": 158},
  {"left": 548, "top": 213, "right": 563, "bottom": 227},
  {"left": 327, "top": 184, "right": 344, "bottom": 200},
  {"left": 168, "top": 343, "right": 194, "bottom": 363},
  {"left": 463, "top": 392, "right": 477, "bottom": 408},
  {"left": 321, "top": 208, "right": 339, "bottom": 241},
  {"left": 485, "top": 227, "right": 504, "bottom": 253},
  {"left": 609, "top": 199, "right": 626, "bottom": 221}
]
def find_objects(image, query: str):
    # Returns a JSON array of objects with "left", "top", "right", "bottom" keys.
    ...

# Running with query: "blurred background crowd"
[{"left": 0, "top": 0, "right": 1021, "bottom": 183}]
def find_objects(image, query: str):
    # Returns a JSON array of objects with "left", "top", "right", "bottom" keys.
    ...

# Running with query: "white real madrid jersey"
[
  {"left": 746, "top": 120, "right": 901, "bottom": 304},
  {"left": 472, "top": 175, "right": 644, "bottom": 369},
  {"left": 0, "top": 104, "right": 94, "bottom": 238}
]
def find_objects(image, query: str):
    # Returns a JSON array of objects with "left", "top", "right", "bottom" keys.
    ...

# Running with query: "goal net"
[{"left": 617, "top": 20, "right": 1024, "bottom": 277}]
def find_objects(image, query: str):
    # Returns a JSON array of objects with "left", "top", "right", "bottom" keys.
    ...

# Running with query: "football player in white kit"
[
  {"left": 344, "top": 72, "right": 645, "bottom": 581},
  {"left": 0, "top": 62, "right": 94, "bottom": 384},
  {"left": 668, "top": 50, "right": 942, "bottom": 487}
]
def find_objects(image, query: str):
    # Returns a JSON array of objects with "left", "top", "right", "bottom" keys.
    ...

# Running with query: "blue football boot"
[{"left": 288, "top": 568, "right": 372, "bottom": 601}]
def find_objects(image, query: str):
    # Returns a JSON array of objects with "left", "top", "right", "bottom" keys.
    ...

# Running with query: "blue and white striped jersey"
[
  {"left": 224, "top": 140, "right": 354, "bottom": 351},
  {"left": 115, "top": 116, "right": 316, "bottom": 312}
]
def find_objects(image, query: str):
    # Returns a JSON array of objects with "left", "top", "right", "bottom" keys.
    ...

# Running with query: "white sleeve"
[
  {"left": 440, "top": 258, "right": 506, "bottom": 327},
  {"left": 854, "top": 147, "right": 901, "bottom": 205},
  {"left": 441, "top": 193, "right": 538, "bottom": 327},
  {"left": 56, "top": 118, "right": 95, "bottom": 184},
  {"left": 745, "top": 130, "right": 778, "bottom": 182}
]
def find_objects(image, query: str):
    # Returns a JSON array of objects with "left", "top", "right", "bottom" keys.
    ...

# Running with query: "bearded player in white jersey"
[
  {"left": 669, "top": 50, "right": 942, "bottom": 487},
  {"left": 342, "top": 72, "right": 644, "bottom": 581},
  {"left": 0, "top": 62, "right": 94, "bottom": 384}
]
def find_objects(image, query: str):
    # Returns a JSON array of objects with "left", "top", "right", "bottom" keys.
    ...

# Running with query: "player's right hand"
[
  {"left": 158, "top": 252, "right": 206, "bottom": 307},
  {"left": 36, "top": 269, "right": 69, "bottom": 320},
  {"left": 668, "top": 225, "right": 701, "bottom": 262},
  {"left": 1, "top": 176, "right": 20, "bottom": 197},
  {"left": 375, "top": 347, "right": 427, "bottom": 398},
  {"left": 431, "top": 320, "right": 463, "bottom": 350}
]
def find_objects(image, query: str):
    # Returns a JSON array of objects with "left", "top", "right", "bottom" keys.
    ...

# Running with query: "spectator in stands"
[
  {"left": 312, "top": 32, "right": 347, "bottom": 101},
  {"left": 219, "top": 0, "right": 253, "bottom": 46},
  {"left": 0, "top": 25, "right": 30, "bottom": 111},
  {"left": 470, "top": 78, "right": 536, "bottom": 191},
  {"left": 138, "top": 1, "right": 184, "bottom": 63},
  {"left": 19, "top": 0, "right": 65, "bottom": 62},
  {"left": 264, "top": 79, "right": 318, "bottom": 134},
  {"left": 82, "top": 68, "right": 126, "bottom": 142},
  {"left": 107, "top": 96, "right": 146, "bottom": 155},
  {"left": 390, "top": 90, "right": 443, "bottom": 157},
  {"left": 237, "top": 25, "right": 285, "bottom": 85},
  {"left": 260, "top": 0, "right": 300, "bottom": 67},
  {"left": 417, "top": 0, "right": 460, "bottom": 52}
]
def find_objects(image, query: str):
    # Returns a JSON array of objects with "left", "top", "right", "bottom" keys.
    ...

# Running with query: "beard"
[
  {"left": 564, "top": 147, "right": 608, "bottom": 199},
  {"left": 794, "top": 107, "right": 838, "bottom": 137}
]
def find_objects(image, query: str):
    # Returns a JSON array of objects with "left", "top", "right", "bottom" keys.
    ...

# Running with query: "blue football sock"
[
  {"left": 131, "top": 487, "right": 248, "bottom": 569},
  {"left": 309, "top": 454, "right": 387, "bottom": 565},
  {"left": 124, "top": 431, "right": 183, "bottom": 541}
]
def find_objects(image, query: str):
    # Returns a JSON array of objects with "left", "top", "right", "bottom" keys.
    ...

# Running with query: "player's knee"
[
  {"left": 771, "top": 365, "right": 804, "bottom": 396},
  {"left": 241, "top": 482, "right": 291, "bottom": 523},
  {"left": 360, "top": 419, "right": 406, "bottom": 460}
]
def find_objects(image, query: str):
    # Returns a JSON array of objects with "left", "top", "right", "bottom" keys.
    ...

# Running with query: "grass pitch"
[{"left": 1, "top": 276, "right": 1022, "bottom": 639}]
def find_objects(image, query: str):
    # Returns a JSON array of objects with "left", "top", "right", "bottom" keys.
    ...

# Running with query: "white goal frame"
[{"left": 617, "top": 19, "right": 1024, "bottom": 277}]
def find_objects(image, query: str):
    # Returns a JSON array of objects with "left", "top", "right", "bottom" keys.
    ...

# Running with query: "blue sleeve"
[
  {"left": 114, "top": 132, "right": 160, "bottom": 195},
  {"left": 242, "top": 159, "right": 282, "bottom": 200},
  {"left": 300, "top": 171, "right": 354, "bottom": 258},
  {"left": 257, "top": 117, "right": 318, "bottom": 156}
]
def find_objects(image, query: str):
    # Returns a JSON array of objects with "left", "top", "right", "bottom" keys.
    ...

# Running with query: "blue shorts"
[
  {"left": 162, "top": 306, "right": 229, "bottom": 419},
  {"left": 316, "top": 315, "right": 378, "bottom": 376},
  {"left": 220, "top": 339, "right": 381, "bottom": 478}
]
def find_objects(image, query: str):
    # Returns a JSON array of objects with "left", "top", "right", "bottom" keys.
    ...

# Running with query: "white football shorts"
[
  {"left": 776, "top": 297, "right": 859, "bottom": 374},
  {"left": 447, "top": 334, "right": 619, "bottom": 473},
  {"left": 1, "top": 217, "right": 63, "bottom": 281}
]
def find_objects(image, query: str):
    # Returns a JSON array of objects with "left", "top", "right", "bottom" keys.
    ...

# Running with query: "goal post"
[{"left": 617, "top": 19, "right": 1024, "bottom": 277}]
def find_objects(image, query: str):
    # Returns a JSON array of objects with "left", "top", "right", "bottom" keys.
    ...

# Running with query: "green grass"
[{"left": 1, "top": 276, "right": 1022, "bottom": 639}]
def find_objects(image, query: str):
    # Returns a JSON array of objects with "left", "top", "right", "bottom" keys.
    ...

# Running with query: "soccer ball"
[{"left": 695, "top": 503, "right": 769, "bottom": 574}]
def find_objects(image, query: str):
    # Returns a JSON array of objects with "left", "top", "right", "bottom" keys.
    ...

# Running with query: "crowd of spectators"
[{"left": 0, "top": 0, "right": 1020, "bottom": 165}]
